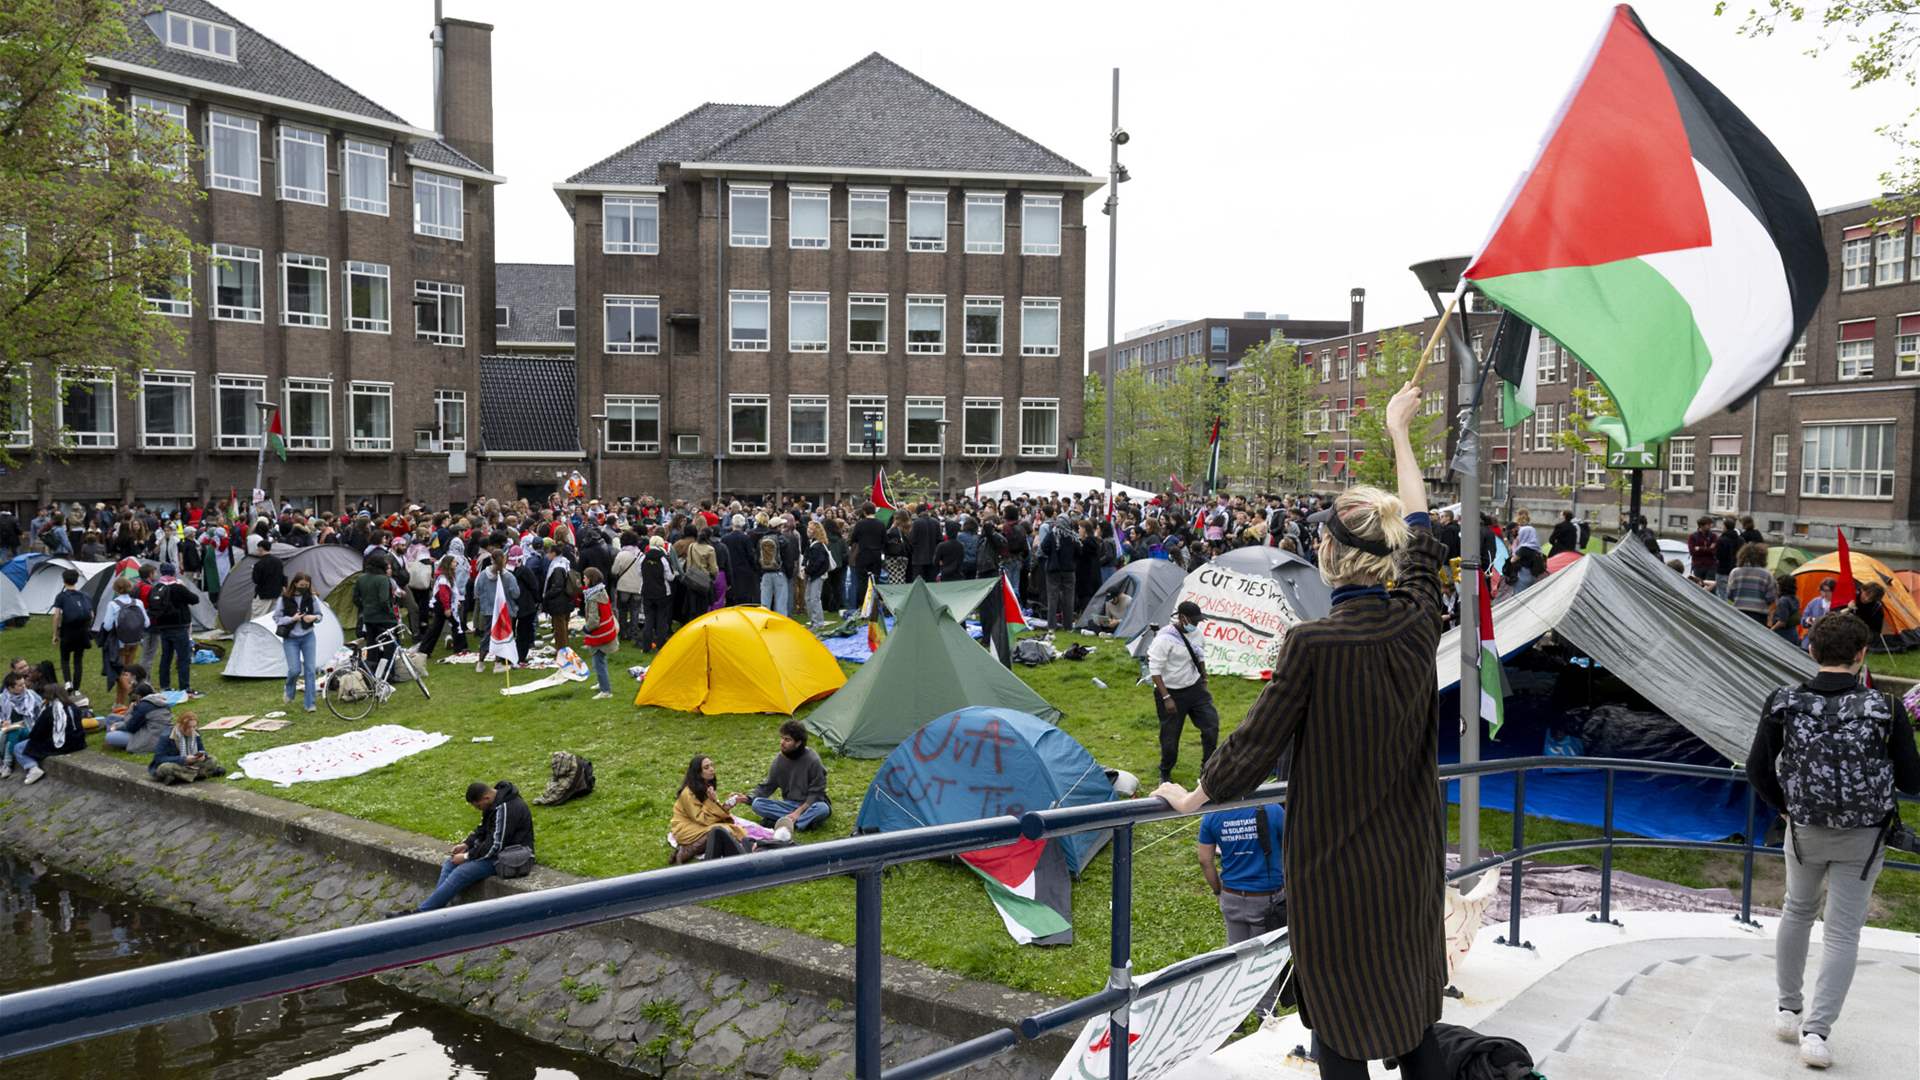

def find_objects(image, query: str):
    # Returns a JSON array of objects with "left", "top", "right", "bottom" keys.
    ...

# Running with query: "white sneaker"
[
  {"left": 23, "top": 766, "right": 44, "bottom": 785},
  {"left": 0, "top": 764, "right": 12, "bottom": 780},
  {"left": 1774, "top": 1009, "right": 1801, "bottom": 1043},
  {"left": 591, "top": 691, "right": 612, "bottom": 700},
  {"left": 475, "top": 661, "right": 485, "bottom": 673},
  {"left": 1799, "top": 1032, "right": 1832, "bottom": 1069}
]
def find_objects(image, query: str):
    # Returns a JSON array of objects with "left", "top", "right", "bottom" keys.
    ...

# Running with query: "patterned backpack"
[{"left": 1768, "top": 683, "right": 1897, "bottom": 830}]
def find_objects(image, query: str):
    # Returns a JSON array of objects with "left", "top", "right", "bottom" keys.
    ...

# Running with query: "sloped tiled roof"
[
  {"left": 495, "top": 264, "right": 576, "bottom": 347},
  {"left": 566, "top": 103, "right": 775, "bottom": 186},
  {"left": 106, "top": 0, "right": 412, "bottom": 128},
  {"left": 479, "top": 356, "right": 582, "bottom": 455},
  {"left": 407, "top": 137, "right": 488, "bottom": 174},
  {"left": 699, "top": 54, "right": 1090, "bottom": 177}
]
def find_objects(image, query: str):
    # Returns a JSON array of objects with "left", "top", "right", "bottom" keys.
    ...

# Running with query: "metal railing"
[{"left": 0, "top": 755, "right": 1912, "bottom": 1077}]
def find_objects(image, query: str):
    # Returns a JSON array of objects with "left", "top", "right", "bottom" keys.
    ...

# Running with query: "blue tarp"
[
  {"left": 855, "top": 707, "right": 1116, "bottom": 874},
  {"left": 820, "top": 618, "right": 982, "bottom": 665}
]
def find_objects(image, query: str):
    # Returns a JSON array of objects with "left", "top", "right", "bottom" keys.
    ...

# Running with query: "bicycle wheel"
[
  {"left": 323, "top": 665, "right": 377, "bottom": 722},
  {"left": 400, "top": 651, "right": 432, "bottom": 700}
]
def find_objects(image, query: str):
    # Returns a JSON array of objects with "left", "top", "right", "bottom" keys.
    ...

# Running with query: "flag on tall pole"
[
  {"left": 1203, "top": 418, "right": 1223, "bottom": 493},
  {"left": 1462, "top": 5, "right": 1826, "bottom": 447},
  {"left": 1487, "top": 312, "right": 1540, "bottom": 429},
  {"left": 871, "top": 469, "right": 896, "bottom": 525},
  {"left": 1478, "top": 573, "right": 1508, "bottom": 740}
]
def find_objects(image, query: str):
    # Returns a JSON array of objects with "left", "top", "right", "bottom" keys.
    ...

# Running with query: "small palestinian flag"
[
  {"left": 266, "top": 407, "right": 287, "bottom": 461},
  {"left": 871, "top": 469, "right": 896, "bottom": 526},
  {"left": 1463, "top": 5, "right": 1825, "bottom": 446},
  {"left": 1204, "top": 418, "right": 1224, "bottom": 492},
  {"left": 959, "top": 837, "right": 1072, "bottom": 946},
  {"left": 1488, "top": 311, "right": 1540, "bottom": 430},
  {"left": 1478, "top": 572, "right": 1508, "bottom": 740},
  {"left": 861, "top": 578, "right": 886, "bottom": 654}
]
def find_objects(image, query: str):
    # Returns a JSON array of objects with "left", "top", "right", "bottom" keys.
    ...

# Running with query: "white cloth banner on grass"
[
  {"left": 235, "top": 724, "right": 450, "bottom": 787},
  {"left": 1174, "top": 565, "right": 1303, "bottom": 679}
]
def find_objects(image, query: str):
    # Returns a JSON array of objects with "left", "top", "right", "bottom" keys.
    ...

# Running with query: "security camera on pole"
[{"left": 1101, "top": 70, "right": 1129, "bottom": 521}]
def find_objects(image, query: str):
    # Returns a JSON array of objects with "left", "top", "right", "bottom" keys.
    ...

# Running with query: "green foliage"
[
  {"left": 1347, "top": 329, "right": 1444, "bottom": 488},
  {"left": 1225, "top": 339, "right": 1315, "bottom": 493},
  {"left": 783, "top": 1050, "right": 823, "bottom": 1070},
  {"left": 1081, "top": 360, "right": 1229, "bottom": 491},
  {"left": 0, "top": 0, "right": 205, "bottom": 467},
  {"left": 884, "top": 469, "right": 939, "bottom": 506}
]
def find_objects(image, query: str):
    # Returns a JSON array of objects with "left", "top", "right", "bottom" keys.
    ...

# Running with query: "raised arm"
[
  {"left": 1388, "top": 380, "right": 1428, "bottom": 517},
  {"left": 1386, "top": 381, "right": 1445, "bottom": 623}
]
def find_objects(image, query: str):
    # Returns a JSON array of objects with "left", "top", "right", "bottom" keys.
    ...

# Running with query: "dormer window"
[{"left": 163, "top": 11, "right": 236, "bottom": 61}]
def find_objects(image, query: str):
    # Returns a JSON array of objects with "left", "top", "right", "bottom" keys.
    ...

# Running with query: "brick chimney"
[
  {"left": 1348, "top": 288, "right": 1365, "bottom": 335},
  {"left": 436, "top": 16, "right": 494, "bottom": 169}
]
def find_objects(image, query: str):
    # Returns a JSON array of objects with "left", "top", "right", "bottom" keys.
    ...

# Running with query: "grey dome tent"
[
  {"left": 217, "top": 544, "right": 362, "bottom": 631},
  {"left": 1200, "top": 545, "right": 1333, "bottom": 621},
  {"left": 1075, "top": 559, "right": 1187, "bottom": 640}
]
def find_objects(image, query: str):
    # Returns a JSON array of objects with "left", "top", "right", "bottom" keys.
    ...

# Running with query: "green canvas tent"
[
  {"left": 876, "top": 579, "right": 997, "bottom": 622},
  {"left": 807, "top": 580, "right": 1060, "bottom": 757},
  {"left": 1765, "top": 545, "right": 1809, "bottom": 574}
]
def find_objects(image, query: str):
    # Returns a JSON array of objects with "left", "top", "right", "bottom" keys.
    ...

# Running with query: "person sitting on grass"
[
  {"left": 412, "top": 780, "right": 535, "bottom": 913},
  {"left": 106, "top": 676, "right": 172, "bottom": 755},
  {"left": 16, "top": 677, "right": 86, "bottom": 785},
  {"left": 0, "top": 670, "right": 40, "bottom": 781},
  {"left": 750, "top": 720, "right": 830, "bottom": 835},
  {"left": 670, "top": 754, "right": 748, "bottom": 864},
  {"left": 148, "top": 711, "right": 225, "bottom": 785}
]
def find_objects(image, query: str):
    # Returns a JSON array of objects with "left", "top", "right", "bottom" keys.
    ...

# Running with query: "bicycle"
[{"left": 321, "top": 624, "right": 430, "bottom": 721}]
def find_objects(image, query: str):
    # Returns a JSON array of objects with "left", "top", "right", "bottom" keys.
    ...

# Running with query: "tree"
[
  {"left": 1080, "top": 366, "right": 1161, "bottom": 487},
  {"left": 1551, "top": 382, "right": 1665, "bottom": 520},
  {"left": 1347, "top": 329, "right": 1445, "bottom": 488},
  {"left": 1227, "top": 339, "right": 1314, "bottom": 493},
  {"left": 0, "top": 0, "right": 203, "bottom": 467}
]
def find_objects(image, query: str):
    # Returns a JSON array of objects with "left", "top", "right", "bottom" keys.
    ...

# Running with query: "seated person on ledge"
[
  {"left": 149, "top": 711, "right": 225, "bottom": 784},
  {"left": 415, "top": 780, "right": 534, "bottom": 912},
  {"left": 750, "top": 720, "right": 830, "bottom": 834}
]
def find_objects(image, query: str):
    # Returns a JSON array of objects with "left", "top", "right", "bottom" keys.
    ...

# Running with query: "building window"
[
  {"left": 1770, "top": 432, "right": 1789, "bottom": 494},
  {"left": 1019, "top": 399, "right": 1059, "bottom": 458},
  {"left": 848, "top": 294, "right": 887, "bottom": 352},
  {"left": 962, "top": 397, "right": 1001, "bottom": 456},
  {"left": 1877, "top": 230, "right": 1906, "bottom": 285},
  {"left": 280, "top": 254, "right": 328, "bottom": 328},
  {"left": 556, "top": 307, "right": 575, "bottom": 330},
  {"left": 284, "top": 380, "right": 332, "bottom": 451},
  {"left": 1537, "top": 337, "right": 1560, "bottom": 383},
  {"left": 413, "top": 171, "right": 464, "bottom": 240},
  {"left": 728, "top": 394, "right": 770, "bottom": 455},
  {"left": 605, "top": 295, "right": 660, "bottom": 354},
  {"left": 847, "top": 396, "right": 886, "bottom": 455},
  {"left": 1709, "top": 452, "right": 1739, "bottom": 513},
  {"left": 1802, "top": 422, "right": 1895, "bottom": 499},
  {"left": 907, "top": 295, "right": 945, "bottom": 354},
  {"left": 1898, "top": 315, "right": 1920, "bottom": 375},
  {"left": 1211, "top": 326, "right": 1229, "bottom": 354},
  {"left": 603, "top": 196, "right": 659, "bottom": 254},
  {"left": 344, "top": 260, "right": 390, "bottom": 333},
  {"left": 206, "top": 111, "right": 260, "bottom": 194},
  {"left": 906, "top": 397, "right": 946, "bottom": 457},
  {"left": 414, "top": 280, "right": 465, "bottom": 347},
  {"left": 215, "top": 374, "right": 266, "bottom": 450},
  {"left": 788, "top": 292, "right": 828, "bottom": 352},
  {"left": 1022, "top": 194, "right": 1062, "bottom": 255},
  {"left": 964, "top": 296, "right": 1003, "bottom": 356},
  {"left": 349, "top": 382, "right": 393, "bottom": 452},
  {"left": 1776, "top": 332, "right": 1807, "bottom": 383},
  {"left": 1021, "top": 298, "right": 1061, "bottom": 357},
  {"left": 1838, "top": 320, "right": 1875, "bottom": 380},
  {"left": 849, "top": 189, "right": 889, "bottom": 250},
  {"left": 277, "top": 125, "right": 327, "bottom": 204},
  {"left": 729, "top": 184, "right": 770, "bottom": 247},
  {"left": 729, "top": 290, "right": 769, "bottom": 351},
  {"left": 57, "top": 372, "right": 115, "bottom": 449},
  {"left": 139, "top": 371, "right": 193, "bottom": 449},
  {"left": 604, "top": 395, "right": 660, "bottom": 453},
  {"left": 907, "top": 191, "right": 946, "bottom": 251},
  {"left": 164, "top": 10, "right": 236, "bottom": 60},
  {"left": 211, "top": 243, "right": 262, "bottom": 321},
  {"left": 964, "top": 192, "right": 1004, "bottom": 253},
  {"left": 1841, "top": 235, "right": 1871, "bottom": 290},
  {"left": 1319, "top": 350, "right": 1331, "bottom": 381},
  {"left": 139, "top": 237, "right": 191, "bottom": 317},
  {"left": 129, "top": 94, "right": 188, "bottom": 173},
  {"left": 788, "top": 187, "right": 829, "bottom": 249},
  {"left": 342, "top": 138, "right": 389, "bottom": 215},
  {"left": 7, "top": 380, "right": 33, "bottom": 447},
  {"left": 788, "top": 396, "right": 828, "bottom": 456},
  {"left": 435, "top": 389, "right": 467, "bottom": 452},
  {"left": 495, "top": 305, "right": 510, "bottom": 328},
  {"left": 1667, "top": 436, "right": 1695, "bottom": 491}
]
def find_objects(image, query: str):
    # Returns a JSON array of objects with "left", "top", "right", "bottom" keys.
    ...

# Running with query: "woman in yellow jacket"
[{"left": 671, "top": 754, "right": 748, "bottom": 864}]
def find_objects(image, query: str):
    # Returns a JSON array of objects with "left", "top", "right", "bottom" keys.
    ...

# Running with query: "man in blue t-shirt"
[{"left": 1197, "top": 801, "right": 1287, "bottom": 1017}]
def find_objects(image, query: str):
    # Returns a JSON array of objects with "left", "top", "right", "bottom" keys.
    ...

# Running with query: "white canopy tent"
[
  {"left": 971, "top": 471, "right": 1155, "bottom": 503},
  {"left": 223, "top": 606, "right": 346, "bottom": 679}
]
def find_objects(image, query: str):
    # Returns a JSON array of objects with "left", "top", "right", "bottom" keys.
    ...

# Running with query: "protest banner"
[
  {"left": 1174, "top": 565, "right": 1302, "bottom": 678},
  {"left": 235, "top": 724, "right": 450, "bottom": 786}
]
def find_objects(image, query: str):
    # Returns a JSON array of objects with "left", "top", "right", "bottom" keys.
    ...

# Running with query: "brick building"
[
  {"left": 478, "top": 264, "right": 582, "bottom": 503},
  {"left": 1, "top": 2, "right": 500, "bottom": 514},
  {"left": 1088, "top": 311, "right": 1351, "bottom": 385},
  {"left": 556, "top": 54, "right": 1103, "bottom": 504}
]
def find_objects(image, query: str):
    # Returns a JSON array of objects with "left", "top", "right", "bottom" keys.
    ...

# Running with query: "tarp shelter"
[
  {"left": 876, "top": 579, "right": 998, "bottom": 622},
  {"left": 1766, "top": 545, "right": 1809, "bottom": 574},
  {"left": 1205, "top": 545, "right": 1333, "bottom": 620},
  {"left": 1438, "top": 538, "right": 1817, "bottom": 762},
  {"left": 218, "top": 544, "right": 362, "bottom": 631},
  {"left": 971, "top": 471, "right": 1155, "bottom": 504},
  {"left": 17, "top": 559, "right": 115, "bottom": 614},
  {"left": 223, "top": 605, "right": 347, "bottom": 679},
  {"left": 634, "top": 607, "right": 845, "bottom": 715},
  {"left": 1793, "top": 551, "right": 1920, "bottom": 649},
  {"left": 1546, "top": 550, "right": 1583, "bottom": 574},
  {"left": 1074, "top": 559, "right": 1187, "bottom": 640},
  {"left": 808, "top": 582, "right": 1061, "bottom": 757}
]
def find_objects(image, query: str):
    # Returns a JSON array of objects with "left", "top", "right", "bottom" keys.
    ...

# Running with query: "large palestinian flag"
[{"left": 1463, "top": 5, "right": 1825, "bottom": 446}]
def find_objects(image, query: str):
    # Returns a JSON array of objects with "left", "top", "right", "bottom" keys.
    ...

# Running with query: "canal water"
[{"left": 0, "top": 849, "right": 631, "bottom": 1078}]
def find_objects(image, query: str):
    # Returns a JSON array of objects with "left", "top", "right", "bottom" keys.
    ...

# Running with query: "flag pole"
[{"left": 1407, "top": 289, "right": 1462, "bottom": 388}]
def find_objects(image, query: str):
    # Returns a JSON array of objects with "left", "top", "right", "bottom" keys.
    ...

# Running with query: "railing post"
[
  {"left": 1736, "top": 782, "right": 1760, "bottom": 927},
  {"left": 1590, "top": 768, "right": 1620, "bottom": 927},
  {"left": 1498, "top": 769, "right": 1531, "bottom": 949},
  {"left": 1109, "top": 823, "right": 1134, "bottom": 1080},
  {"left": 855, "top": 867, "right": 884, "bottom": 1079}
]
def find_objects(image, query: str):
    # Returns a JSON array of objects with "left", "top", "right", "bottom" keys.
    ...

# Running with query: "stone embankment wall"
[{"left": 0, "top": 754, "right": 1068, "bottom": 1078}]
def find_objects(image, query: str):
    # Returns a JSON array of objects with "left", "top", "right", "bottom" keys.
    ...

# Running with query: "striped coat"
[{"left": 1199, "top": 526, "right": 1447, "bottom": 1060}]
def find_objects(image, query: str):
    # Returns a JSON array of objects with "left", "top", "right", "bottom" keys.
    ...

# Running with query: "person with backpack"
[
  {"left": 99, "top": 575, "right": 146, "bottom": 684},
  {"left": 148, "top": 564, "right": 199, "bottom": 699},
  {"left": 50, "top": 568, "right": 94, "bottom": 690},
  {"left": 757, "top": 523, "right": 792, "bottom": 616},
  {"left": 1747, "top": 611, "right": 1920, "bottom": 1070},
  {"left": 800, "top": 521, "right": 832, "bottom": 630},
  {"left": 250, "top": 539, "right": 286, "bottom": 619},
  {"left": 578, "top": 567, "right": 618, "bottom": 699},
  {"left": 611, "top": 532, "right": 645, "bottom": 643}
]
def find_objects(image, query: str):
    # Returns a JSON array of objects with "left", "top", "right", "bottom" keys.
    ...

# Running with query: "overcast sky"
[{"left": 221, "top": 0, "right": 1900, "bottom": 346}]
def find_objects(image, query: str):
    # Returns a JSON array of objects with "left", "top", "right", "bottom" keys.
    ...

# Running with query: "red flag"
[
  {"left": 1834, "top": 528, "right": 1857, "bottom": 608},
  {"left": 1000, "top": 573, "right": 1028, "bottom": 628},
  {"left": 1168, "top": 473, "right": 1188, "bottom": 496},
  {"left": 871, "top": 469, "right": 895, "bottom": 512}
]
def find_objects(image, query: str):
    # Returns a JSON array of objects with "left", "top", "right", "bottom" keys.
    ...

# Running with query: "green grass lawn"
[{"left": 2, "top": 612, "right": 1914, "bottom": 1001}]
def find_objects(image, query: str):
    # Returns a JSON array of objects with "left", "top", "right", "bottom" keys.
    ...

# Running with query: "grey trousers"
[
  {"left": 1218, "top": 889, "right": 1285, "bottom": 1015},
  {"left": 1776, "top": 822, "right": 1887, "bottom": 1039}
]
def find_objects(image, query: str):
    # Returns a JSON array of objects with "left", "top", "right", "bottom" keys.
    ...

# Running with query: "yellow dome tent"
[{"left": 634, "top": 607, "right": 847, "bottom": 715}]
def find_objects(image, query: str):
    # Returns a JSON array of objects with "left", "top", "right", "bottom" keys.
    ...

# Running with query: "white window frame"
[
  {"left": 964, "top": 192, "right": 1005, "bottom": 254},
  {"left": 276, "top": 124, "right": 327, "bottom": 204},
  {"left": 787, "top": 395, "right": 829, "bottom": 456},
  {"left": 1021, "top": 298, "right": 1061, "bottom": 357},
  {"left": 1770, "top": 432, "right": 1789, "bottom": 494},
  {"left": 139, "top": 370, "right": 194, "bottom": 450},
  {"left": 205, "top": 110, "right": 260, "bottom": 194},
  {"left": 348, "top": 381, "right": 394, "bottom": 453},
  {"left": 495, "top": 305, "right": 510, "bottom": 329},
  {"left": 556, "top": 307, "right": 575, "bottom": 330},
  {"left": 848, "top": 294, "right": 887, "bottom": 353},
  {"left": 414, "top": 280, "right": 465, "bottom": 347},
  {"left": 1841, "top": 236, "right": 1872, "bottom": 290},
  {"left": 1801, "top": 421, "right": 1896, "bottom": 500},
  {"left": 58, "top": 371, "right": 116, "bottom": 449},
  {"left": 848, "top": 188, "right": 889, "bottom": 250},
  {"left": 1775, "top": 333, "right": 1807, "bottom": 384},
  {"left": 412, "top": 171, "right": 464, "bottom": 241},
  {"left": 1838, "top": 324, "right": 1875, "bottom": 381},
  {"left": 788, "top": 186, "right": 830, "bottom": 250},
  {"left": 907, "top": 191, "right": 947, "bottom": 252},
  {"left": 1018, "top": 398, "right": 1059, "bottom": 458},
  {"left": 164, "top": 10, "right": 236, "bottom": 61},
  {"left": 1709, "top": 453, "right": 1740, "bottom": 514},
  {"left": 604, "top": 295, "right": 661, "bottom": 355},
  {"left": 603, "top": 195, "right": 660, "bottom": 255},
  {"left": 139, "top": 236, "right": 191, "bottom": 317},
  {"left": 129, "top": 94, "right": 188, "bottom": 174},
  {"left": 344, "top": 260, "right": 390, "bottom": 334},
  {"left": 1877, "top": 230, "right": 1907, "bottom": 285},
  {"left": 962, "top": 397, "right": 1002, "bottom": 457},
  {"left": 5, "top": 380, "right": 30, "bottom": 449},
  {"left": 1022, "top": 194, "right": 1062, "bottom": 256},
  {"left": 1666, "top": 436, "right": 1695, "bottom": 491},
  {"left": 728, "top": 394, "right": 770, "bottom": 456},
  {"left": 604, "top": 395, "right": 660, "bottom": 454},
  {"left": 905, "top": 396, "right": 946, "bottom": 457},
  {"left": 906, "top": 295, "right": 945, "bottom": 355},
  {"left": 279, "top": 253, "right": 329, "bottom": 328},
  {"left": 964, "top": 295, "right": 1003, "bottom": 356},
  {"left": 1898, "top": 317, "right": 1920, "bottom": 376},
  {"left": 1537, "top": 337, "right": 1560, "bottom": 384},
  {"left": 341, "top": 138, "right": 389, "bottom": 215},
  {"left": 729, "top": 290, "right": 770, "bottom": 351},
  {"left": 211, "top": 242, "right": 262, "bottom": 322},
  {"left": 215, "top": 374, "right": 266, "bottom": 450},
  {"left": 729, "top": 183, "right": 771, "bottom": 247},
  {"left": 847, "top": 396, "right": 887, "bottom": 456},
  {"left": 434, "top": 389, "right": 468, "bottom": 452},
  {"left": 788, "top": 291, "right": 828, "bottom": 352},
  {"left": 282, "top": 378, "right": 332, "bottom": 451}
]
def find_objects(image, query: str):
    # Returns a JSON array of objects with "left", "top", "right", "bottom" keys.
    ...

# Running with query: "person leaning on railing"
[{"left": 1155, "top": 381, "right": 1449, "bottom": 1080}]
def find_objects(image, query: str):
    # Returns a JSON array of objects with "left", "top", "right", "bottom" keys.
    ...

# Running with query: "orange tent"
[{"left": 1792, "top": 551, "right": 1920, "bottom": 647}]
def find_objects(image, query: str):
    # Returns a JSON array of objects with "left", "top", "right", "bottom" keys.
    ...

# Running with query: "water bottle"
[{"left": 1091, "top": 677, "right": 1108, "bottom": 689}]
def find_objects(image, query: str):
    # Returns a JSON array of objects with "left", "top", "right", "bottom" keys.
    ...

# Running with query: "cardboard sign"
[{"left": 1174, "top": 566, "right": 1302, "bottom": 679}]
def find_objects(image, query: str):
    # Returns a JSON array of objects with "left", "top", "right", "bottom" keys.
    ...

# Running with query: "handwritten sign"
[
  {"left": 872, "top": 712, "right": 1031, "bottom": 819},
  {"left": 1175, "top": 566, "right": 1301, "bottom": 679}
]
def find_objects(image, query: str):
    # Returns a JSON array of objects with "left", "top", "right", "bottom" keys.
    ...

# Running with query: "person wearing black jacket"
[
  {"left": 1714, "top": 517, "right": 1742, "bottom": 584},
  {"left": 414, "top": 780, "right": 535, "bottom": 912},
  {"left": 908, "top": 505, "right": 942, "bottom": 582},
  {"left": 1547, "top": 511, "right": 1579, "bottom": 556},
  {"left": 935, "top": 521, "right": 967, "bottom": 581},
  {"left": 148, "top": 565, "right": 198, "bottom": 697},
  {"left": 1041, "top": 516, "right": 1079, "bottom": 629},
  {"left": 511, "top": 549, "right": 544, "bottom": 665},
  {"left": 847, "top": 505, "right": 887, "bottom": 614},
  {"left": 720, "top": 516, "right": 759, "bottom": 606},
  {"left": 250, "top": 544, "right": 286, "bottom": 618}
]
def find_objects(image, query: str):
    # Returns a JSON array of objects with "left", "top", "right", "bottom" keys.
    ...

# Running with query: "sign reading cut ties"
[{"left": 1175, "top": 566, "right": 1302, "bottom": 679}]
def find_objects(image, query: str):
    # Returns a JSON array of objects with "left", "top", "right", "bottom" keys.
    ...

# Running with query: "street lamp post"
[
  {"left": 249, "top": 399, "right": 278, "bottom": 521},
  {"left": 589, "top": 412, "right": 608, "bottom": 499},
  {"left": 1102, "top": 69, "right": 1129, "bottom": 509},
  {"left": 935, "top": 418, "right": 952, "bottom": 502}
]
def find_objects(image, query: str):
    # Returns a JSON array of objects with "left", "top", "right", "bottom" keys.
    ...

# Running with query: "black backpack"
[
  {"left": 114, "top": 599, "right": 147, "bottom": 644},
  {"left": 1769, "top": 682, "right": 1897, "bottom": 830},
  {"left": 54, "top": 590, "right": 94, "bottom": 635},
  {"left": 147, "top": 582, "right": 183, "bottom": 626}
]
